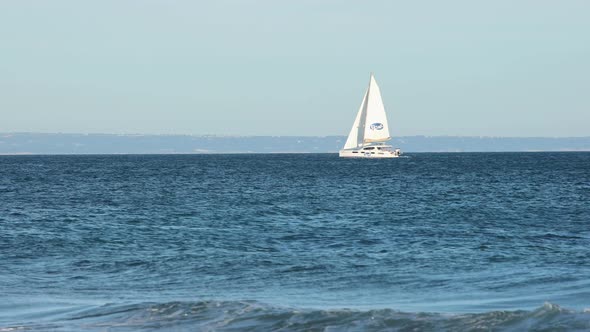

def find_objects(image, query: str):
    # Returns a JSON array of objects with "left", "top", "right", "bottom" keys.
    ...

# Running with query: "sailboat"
[{"left": 339, "top": 73, "right": 401, "bottom": 158}]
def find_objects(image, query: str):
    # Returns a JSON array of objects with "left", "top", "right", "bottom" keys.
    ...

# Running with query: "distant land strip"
[{"left": 0, "top": 133, "right": 589, "bottom": 154}]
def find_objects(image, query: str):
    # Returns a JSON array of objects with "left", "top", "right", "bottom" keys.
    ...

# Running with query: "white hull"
[{"left": 339, "top": 148, "right": 400, "bottom": 158}]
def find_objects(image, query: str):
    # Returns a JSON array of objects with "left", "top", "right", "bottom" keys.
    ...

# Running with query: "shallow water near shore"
[{"left": 1, "top": 153, "right": 589, "bottom": 330}]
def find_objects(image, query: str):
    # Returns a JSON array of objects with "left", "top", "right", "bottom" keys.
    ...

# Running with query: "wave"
[{"left": 2, "top": 301, "right": 590, "bottom": 332}]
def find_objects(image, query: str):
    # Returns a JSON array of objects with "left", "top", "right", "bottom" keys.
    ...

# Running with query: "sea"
[{"left": 1, "top": 153, "right": 589, "bottom": 331}]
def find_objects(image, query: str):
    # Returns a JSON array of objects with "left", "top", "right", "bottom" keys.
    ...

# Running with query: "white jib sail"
[
  {"left": 363, "top": 74, "right": 390, "bottom": 143},
  {"left": 343, "top": 89, "right": 368, "bottom": 149}
]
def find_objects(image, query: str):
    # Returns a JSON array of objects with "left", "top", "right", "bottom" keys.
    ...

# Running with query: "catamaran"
[{"left": 339, "top": 73, "right": 401, "bottom": 158}]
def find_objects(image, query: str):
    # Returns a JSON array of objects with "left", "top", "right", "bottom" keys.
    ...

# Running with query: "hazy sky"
[{"left": 1, "top": 1, "right": 588, "bottom": 136}]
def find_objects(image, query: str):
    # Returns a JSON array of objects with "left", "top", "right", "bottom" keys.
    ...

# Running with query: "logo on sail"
[{"left": 370, "top": 123, "right": 384, "bottom": 130}]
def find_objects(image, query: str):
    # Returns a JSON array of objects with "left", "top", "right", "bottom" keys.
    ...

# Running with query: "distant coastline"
[{"left": 0, "top": 133, "right": 589, "bottom": 154}]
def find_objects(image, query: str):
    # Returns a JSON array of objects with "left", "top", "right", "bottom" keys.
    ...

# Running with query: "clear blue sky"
[{"left": 1, "top": 1, "right": 588, "bottom": 136}]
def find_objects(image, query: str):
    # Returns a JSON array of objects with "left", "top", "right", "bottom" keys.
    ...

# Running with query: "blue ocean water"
[{"left": 1, "top": 153, "right": 589, "bottom": 331}]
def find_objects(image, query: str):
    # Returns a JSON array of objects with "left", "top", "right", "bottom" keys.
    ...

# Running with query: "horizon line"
[{"left": 2, "top": 132, "right": 590, "bottom": 139}]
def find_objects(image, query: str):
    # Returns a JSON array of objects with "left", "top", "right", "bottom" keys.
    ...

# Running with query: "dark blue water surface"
[{"left": 1, "top": 153, "right": 590, "bottom": 331}]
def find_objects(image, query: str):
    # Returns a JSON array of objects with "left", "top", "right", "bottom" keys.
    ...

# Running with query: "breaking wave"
[{"left": 3, "top": 301, "right": 590, "bottom": 331}]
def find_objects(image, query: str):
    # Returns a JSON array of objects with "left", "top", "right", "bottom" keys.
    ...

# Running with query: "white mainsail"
[
  {"left": 363, "top": 75, "right": 390, "bottom": 143},
  {"left": 343, "top": 74, "right": 390, "bottom": 149}
]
